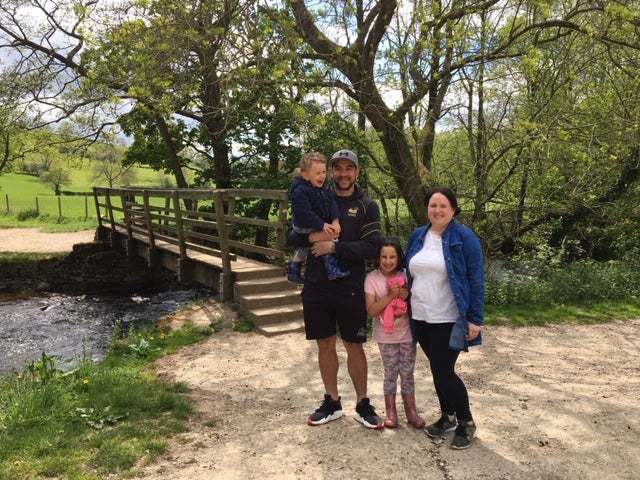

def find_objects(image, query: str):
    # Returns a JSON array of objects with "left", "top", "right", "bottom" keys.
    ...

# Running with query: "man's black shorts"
[{"left": 301, "top": 287, "right": 368, "bottom": 343}]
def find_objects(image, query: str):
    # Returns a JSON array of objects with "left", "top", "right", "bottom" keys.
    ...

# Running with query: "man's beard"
[{"left": 334, "top": 179, "right": 355, "bottom": 192}]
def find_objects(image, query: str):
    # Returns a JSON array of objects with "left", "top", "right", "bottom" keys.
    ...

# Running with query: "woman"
[{"left": 405, "top": 186, "right": 484, "bottom": 450}]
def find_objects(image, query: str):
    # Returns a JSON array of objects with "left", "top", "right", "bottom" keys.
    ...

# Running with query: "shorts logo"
[
  {"left": 357, "top": 327, "right": 367, "bottom": 338},
  {"left": 347, "top": 207, "right": 359, "bottom": 216}
]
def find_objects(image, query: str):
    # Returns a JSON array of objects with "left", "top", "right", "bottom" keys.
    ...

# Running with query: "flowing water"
[{"left": 0, "top": 289, "right": 203, "bottom": 378}]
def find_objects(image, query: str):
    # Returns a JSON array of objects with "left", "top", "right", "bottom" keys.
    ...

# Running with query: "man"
[{"left": 287, "top": 149, "right": 383, "bottom": 429}]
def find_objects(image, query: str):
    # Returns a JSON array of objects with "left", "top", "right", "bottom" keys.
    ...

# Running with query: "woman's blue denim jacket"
[{"left": 405, "top": 220, "right": 485, "bottom": 352}]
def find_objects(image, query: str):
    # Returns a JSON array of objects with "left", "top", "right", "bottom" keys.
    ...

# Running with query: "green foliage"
[
  {"left": 232, "top": 316, "right": 253, "bottom": 333},
  {"left": 485, "top": 249, "right": 640, "bottom": 307},
  {"left": 16, "top": 208, "right": 39, "bottom": 221},
  {"left": 74, "top": 406, "right": 128, "bottom": 430},
  {"left": 39, "top": 168, "right": 71, "bottom": 195},
  {"left": 3, "top": 1, "right": 640, "bottom": 262},
  {"left": 0, "top": 320, "right": 213, "bottom": 479},
  {"left": 127, "top": 338, "right": 161, "bottom": 358},
  {"left": 120, "top": 111, "right": 193, "bottom": 176},
  {"left": 23, "top": 351, "right": 71, "bottom": 385}
]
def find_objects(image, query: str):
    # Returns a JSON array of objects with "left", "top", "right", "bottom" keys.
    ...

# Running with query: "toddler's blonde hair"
[
  {"left": 301, "top": 151, "right": 326, "bottom": 169},
  {"left": 294, "top": 151, "right": 326, "bottom": 178}
]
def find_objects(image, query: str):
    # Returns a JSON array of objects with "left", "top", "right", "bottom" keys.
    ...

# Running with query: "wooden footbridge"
[{"left": 92, "top": 187, "right": 303, "bottom": 336}]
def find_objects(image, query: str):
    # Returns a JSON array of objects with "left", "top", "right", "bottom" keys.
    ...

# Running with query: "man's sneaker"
[
  {"left": 353, "top": 397, "right": 383, "bottom": 429},
  {"left": 307, "top": 394, "right": 345, "bottom": 426},
  {"left": 450, "top": 422, "right": 478, "bottom": 450},
  {"left": 424, "top": 413, "right": 457, "bottom": 437}
]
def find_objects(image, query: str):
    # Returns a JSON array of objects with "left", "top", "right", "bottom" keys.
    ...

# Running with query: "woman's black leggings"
[{"left": 413, "top": 321, "right": 472, "bottom": 422}]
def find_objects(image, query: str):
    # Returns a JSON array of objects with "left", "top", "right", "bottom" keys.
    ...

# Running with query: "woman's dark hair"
[
  {"left": 375, "top": 235, "right": 405, "bottom": 271},
  {"left": 424, "top": 186, "right": 461, "bottom": 216}
]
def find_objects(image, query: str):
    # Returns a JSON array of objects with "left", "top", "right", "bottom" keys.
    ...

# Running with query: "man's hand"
[
  {"left": 310, "top": 240, "right": 335, "bottom": 256},
  {"left": 322, "top": 222, "right": 340, "bottom": 239}
]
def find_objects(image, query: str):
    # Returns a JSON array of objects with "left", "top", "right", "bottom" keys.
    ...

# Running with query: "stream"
[{"left": 0, "top": 289, "right": 203, "bottom": 378}]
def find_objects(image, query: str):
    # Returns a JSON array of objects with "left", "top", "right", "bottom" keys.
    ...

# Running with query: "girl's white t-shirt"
[
  {"left": 408, "top": 231, "right": 458, "bottom": 324},
  {"left": 364, "top": 268, "right": 413, "bottom": 344}
]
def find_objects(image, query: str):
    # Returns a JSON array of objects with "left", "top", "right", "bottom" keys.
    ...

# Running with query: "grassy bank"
[
  {"left": 485, "top": 299, "right": 640, "bottom": 326},
  {"left": 0, "top": 212, "right": 98, "bottom": 232},
  {"left": 0, "top": 318, "right": 215, "bottom": 480}
]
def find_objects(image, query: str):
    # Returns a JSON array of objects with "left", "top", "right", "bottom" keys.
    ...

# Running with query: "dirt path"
[
  {"left": 3, "top": 227, "right": 638, "bottom": 479},
  {"left": 0, "top": 228, "right": 95, "bottom": 253},
  {"left": 141, "top": 300, "right": 640, "bottom": 480}
]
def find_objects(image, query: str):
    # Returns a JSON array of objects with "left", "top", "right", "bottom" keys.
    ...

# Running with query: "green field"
[{"left": 0, "top": 166, "right": 174, "bottom": 218}]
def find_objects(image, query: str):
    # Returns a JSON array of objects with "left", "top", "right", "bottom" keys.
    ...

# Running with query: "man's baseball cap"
[{"left": 330, "top": 149, "right": 359, "bottom": 167}]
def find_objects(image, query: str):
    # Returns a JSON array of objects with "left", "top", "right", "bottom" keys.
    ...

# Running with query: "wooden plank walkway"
[{"left": 93, "top": 187, "right": 303, "bottom": 335}]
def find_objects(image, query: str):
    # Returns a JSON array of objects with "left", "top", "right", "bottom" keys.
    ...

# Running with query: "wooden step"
[
  {"left": 233, "top": 275, "right": 292, "bottom": 296},
  {"left": 233, "top": 269, "right": 305, "bottom": 336},
  {"left": 254, "top": 320, "right": 305, "bottom": 337},
  {"left": 239, "top": 289, "right": 301, "bottom": 310},
  {"left": 234, "top": 265, "right": 284, "bottom": 281},
  {"left": 243, "top": 302, "right": 304, "bottom": 326}
]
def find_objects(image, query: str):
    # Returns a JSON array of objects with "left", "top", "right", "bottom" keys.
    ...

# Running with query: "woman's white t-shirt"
[{"left": 409, "top": 231, "right": 458, "bottom": 324}]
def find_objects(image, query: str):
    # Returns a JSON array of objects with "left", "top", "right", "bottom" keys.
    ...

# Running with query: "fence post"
[
  {"left": 58, "top": 196, "right": 62, "bottom": 218},
  {"left": 4, "top": 194, "right": 8, "bottom": 213}
]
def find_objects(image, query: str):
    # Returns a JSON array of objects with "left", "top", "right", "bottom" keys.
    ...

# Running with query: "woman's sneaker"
[
  {"left": 450, "top": 422, "right": 478, "bottom": 450},
  {"left": 424, "top": 413, "right": 457, "bottom": 437},
  {"left": 353, "top": 397, "right": 383, "bottom": 429},
  {"left": 307, "top": 394, "right": 344, "bottom": 425}
]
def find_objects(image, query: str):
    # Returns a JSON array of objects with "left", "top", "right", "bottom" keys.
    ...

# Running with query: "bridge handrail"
[{"left": 92, "top": 187, "right": 290, "bottom": 277}]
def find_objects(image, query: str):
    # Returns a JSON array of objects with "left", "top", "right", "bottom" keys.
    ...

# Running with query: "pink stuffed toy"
[{"left": 382, "top": 275, "right": 407, "bottom": 334}]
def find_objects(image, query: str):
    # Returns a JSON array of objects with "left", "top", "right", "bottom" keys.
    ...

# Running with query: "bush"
[
  {"left": 485, "top": 253, "right": 640, "bottom": 307},
  {"left": 16, "top": 209, "right": 40, "bottom": 221}
]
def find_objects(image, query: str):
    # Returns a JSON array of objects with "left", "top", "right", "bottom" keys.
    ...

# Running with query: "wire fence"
[{"left": 3, "top": 193, "right": 95, "bottom": 218}]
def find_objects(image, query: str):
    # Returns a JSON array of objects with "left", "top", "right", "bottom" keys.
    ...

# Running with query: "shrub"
[
  {"left": 16, "top": 209, "right": 40, "bottom": 221},
  {"left": 485, "top": 254, "right": 640, "bottom": 307}
]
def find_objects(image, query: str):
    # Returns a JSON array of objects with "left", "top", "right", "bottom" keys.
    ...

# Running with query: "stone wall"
[{"left": 0, "top": 242, "right": 177, "bottom": 295}]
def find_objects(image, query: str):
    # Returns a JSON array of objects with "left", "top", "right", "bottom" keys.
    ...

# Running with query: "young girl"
[{"left": 364, "top": 236, "right": 426, "bottom": 429}]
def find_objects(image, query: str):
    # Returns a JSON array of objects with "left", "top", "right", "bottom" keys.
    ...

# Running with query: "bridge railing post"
[
  {"left": 172, "top": 190, "right": 188, "bottom": 259},
  {"left": 214, "top": 189, "right": 235, "bottom": 301},
  {"left": 119, "top": 190, "right": 137, "bottom": 257},
  {"left": 275, "top": 194, "right": 288, "bottom": 268}
]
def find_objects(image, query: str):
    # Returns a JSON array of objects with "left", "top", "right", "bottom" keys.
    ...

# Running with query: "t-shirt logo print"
[{"left": 347, "top": 207, "right": 359, "bottom": 216}]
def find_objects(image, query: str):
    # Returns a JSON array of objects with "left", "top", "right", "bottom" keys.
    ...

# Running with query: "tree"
[
  {"left": 0, "top": 73, "right": 35, "bottom": 175},
  {"left": 281, "top": 0, "right": 640, "bottom": 250},
  {"left": 40, "top": 167, "right": 71, "bottom": 195},
  {"left": 444, "top": 3, "right": 640, "bottom": 254},
  {"left": 91, "top": 144, "right": 137, "bottom": 188},
  {"left": 4, "top": 0, "right": 640, "bottom": 258},
  {"left": 1, "top": 0, "right": 270, "bottom": 189}
]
